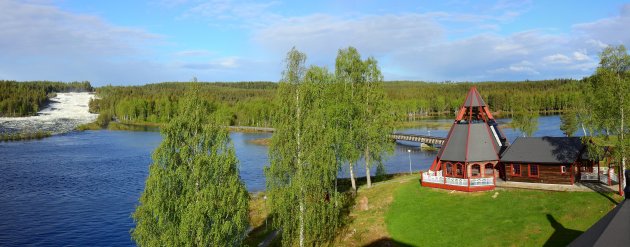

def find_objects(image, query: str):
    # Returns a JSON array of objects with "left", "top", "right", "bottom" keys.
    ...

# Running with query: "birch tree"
[
  {"left": 265, "top": 48, "right": 343, "bottom": 246},
  {"left": 334, "top": 47, "right": 365, "bottom": 191},
  {"left": 586, "top": 45, "right": 630, "bottom": 172},
  {"left": 131, "top": 96, "right": 249, "bottom": 246},
  {"left": 360, "top": 57, "right": 394, "bottom": 188}
]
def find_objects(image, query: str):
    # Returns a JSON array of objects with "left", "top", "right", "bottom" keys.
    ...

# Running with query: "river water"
[{"left": 0, "top": 115, "right": 572, "bottom": 246}]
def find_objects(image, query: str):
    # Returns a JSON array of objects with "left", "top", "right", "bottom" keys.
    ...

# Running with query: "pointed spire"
[
  {"left": 434, "top": 86, "right": 505, "bottom": 164},
  {"left": 463, "top": 87, "right": 487, "bottom": 107}
]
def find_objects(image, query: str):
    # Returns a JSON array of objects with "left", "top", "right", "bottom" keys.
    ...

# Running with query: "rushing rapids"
[{"left": 0, "top": 92, "right": 98, "bottom": 135}]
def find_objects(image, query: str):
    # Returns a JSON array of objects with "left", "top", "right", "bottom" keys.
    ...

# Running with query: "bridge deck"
[
  {"left": 389, "top": 133, "right": 445, "bottom": 145},
  {"left": 227, "top": 126, "right": 445, "bottom": 145}
]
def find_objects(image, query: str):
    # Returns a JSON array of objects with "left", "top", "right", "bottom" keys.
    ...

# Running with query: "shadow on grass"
[
  {"left": 579, "top": 181, "right": 619, "bottom": 205},
  {"left": 363, "top": 237, "right": 413, "bottom": 247},
  {"left": 336, "top": 173, "right": 408, "bottom": 192},
  {"left": 543, "top": 214, "right": 583, "bottom": 247},
  {"left": 244, "top": 215, "right": 278, "bottom": 247}
]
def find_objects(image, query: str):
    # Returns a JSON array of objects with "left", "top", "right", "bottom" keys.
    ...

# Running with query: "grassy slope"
[{"left": 386, "top": 180, "right": 623, "bottom": 247}]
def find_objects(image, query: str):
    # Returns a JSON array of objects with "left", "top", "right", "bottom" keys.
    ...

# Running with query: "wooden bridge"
[
  {"left": 389, "top": 133, "right": 445, "bottom": 145},
  {"left": 228, "top": 126, "right": 445, "bottom": 145}
]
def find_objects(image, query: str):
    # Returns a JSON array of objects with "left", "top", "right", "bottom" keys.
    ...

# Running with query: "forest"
[
  {"left": 0, "top": 80, "right": 93, "bottom": 117},
  {"left": 1, "top": 78, "right": 580, "bottom": 129},
  {"left": 83, "top": 79, "right": 581, "bottom": 128}
]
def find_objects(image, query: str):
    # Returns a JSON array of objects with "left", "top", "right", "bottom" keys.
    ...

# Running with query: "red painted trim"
[
  {"left": 484, "top": 163, "right": 494, "bottom": 176},
  {"left": 512, "top": 163, "right": 521, "bottom": 176},
  {"left": 445, "top": 162, "right": 453, "bottom": 176},
  {"left": 429, "top": 159, "right": 438, "bottom": 170},
  {"left": 560, "top": 165, "right": 569, "bottom": 175},
  {"left": 471, "top": 164, "right": 482, "bottom": 177},
  {"left": 528, "top": 164, "right": 540, "bottom": 178},
  {"left": 570, "top": 163, "right": 575, "bottom": 185},
  {"left": 464, "top": 114, "right": 472, "bottom": 163}
]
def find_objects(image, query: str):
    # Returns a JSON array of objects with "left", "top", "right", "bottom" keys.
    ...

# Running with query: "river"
[{"left": 0, "top": 115, "right": 573, "bottom": 246}]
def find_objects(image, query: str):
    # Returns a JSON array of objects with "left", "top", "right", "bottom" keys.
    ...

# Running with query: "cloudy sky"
[{"left": 1, "top": 0, "right": 629, "bottom": 86}]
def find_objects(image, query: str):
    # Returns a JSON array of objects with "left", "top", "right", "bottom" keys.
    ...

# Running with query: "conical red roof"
[{"left": 436, "top": 87, "right": 506, "bottom": 163}]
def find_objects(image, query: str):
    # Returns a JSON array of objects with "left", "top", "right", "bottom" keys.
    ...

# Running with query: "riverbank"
[
  {"left": 244, "top": 174, "right": 623, "bottom": 246},
  {"left": 0, "top": 131, "right": 51, "bottom": 142}
]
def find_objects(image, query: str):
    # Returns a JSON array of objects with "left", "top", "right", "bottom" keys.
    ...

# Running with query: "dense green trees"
[
  {"left": 79, "top": 79, "right": 582, "bottom": 130},
  {"left": 560, "top": 111, "right": 578, "bottom": 137},
  {"left": 265, "top": 48, "right": 344, "bottom": 246},
  {"left": 0, "top": 80, "right": 92, "bottom": 117},
  {"left": 385, "top": 79, "right": 580, "bottom": 121},
  {"left": 131, "top": 95, "right": 249, "bottom": 246},
  {"left": 90, "top": 82, "right": 276, "bottom": 127},
  {"left": 334, "top": 47, "right": 394, "bottom": 189},
  {"left": 582, "top": 45, "right": 630, "bottom": 171}
]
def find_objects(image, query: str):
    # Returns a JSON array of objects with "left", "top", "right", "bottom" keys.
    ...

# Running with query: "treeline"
[
  {"left": 91, "top": 82, "right": 277, "bottom": 126},
  {"left": 0, "top": 80, "right": 93, "bottom": 117},
  {"left": 385, "top": 79, "right": 580, "bottom": 121},
  {"left": 89, "top": 79, "right": 580, "bottom": 127}
]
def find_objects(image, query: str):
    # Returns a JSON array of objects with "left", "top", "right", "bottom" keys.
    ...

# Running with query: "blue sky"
[{"left": 1, "top": 0, "right": 629, "bottom": 86}]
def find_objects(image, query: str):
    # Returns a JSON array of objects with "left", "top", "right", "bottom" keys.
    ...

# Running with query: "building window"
[
  {"left": 485, "top": 164, "right": 493, "bottom": 175},
  {"left": 456, "top": 163, "right": 463, "bottom": 176},
  {"left": 561, "top": 165, "right": 567, "bottom": 174},
  {"left": 446, "top": 163, "right": 452, "bottom": 175},
  {"left": 513, "top": 164, "right": 521, "bottom": 176},
  {"left": 529, "top": 164, "right": 539, "bottom": 177},
  {"left": 471, "top": 164, "right": 480, "bottom": 177}
]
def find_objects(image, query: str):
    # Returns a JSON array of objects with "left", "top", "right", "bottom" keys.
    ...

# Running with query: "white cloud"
[
  {"left": 0, "top": 0, "right": 166, "bottom": 84},
  {"left": 254, "top": 13, "right": 444, "bottom": 64},
  {"left": 572, "top": 50, "right": 590, "bottom": 62},
  {"left": 543, "top": 54, "right": 571, "bottom": 64},
  {"left": 0, "top": 1, "right": 158, "bottom": 58},
  {"left": 573, "top": 3, "right": 630, "bottom": 47}
]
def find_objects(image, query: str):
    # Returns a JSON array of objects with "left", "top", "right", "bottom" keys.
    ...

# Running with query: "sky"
[{"left": 1, "top": 0, "right": 629, "bottom": 86}]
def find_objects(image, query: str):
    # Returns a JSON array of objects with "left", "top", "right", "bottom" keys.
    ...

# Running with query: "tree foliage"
[
  {"left": 131, "top": 95, "right": 249, "bottom": 246},
  {"left": 334, "top": 47, "right": 394, "bottom": 189},
  {"left": 560, "top": 111, "right": 578, "bottom": 137},
  {"left": 582, "top": 45, "right": 630, "bottom": 169},
  {"left": 265, "top": 48, "right": 344, "bottom": 246}
]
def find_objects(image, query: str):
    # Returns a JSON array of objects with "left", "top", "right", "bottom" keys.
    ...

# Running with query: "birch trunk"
[
  {"left": 349, "top": 162, "right": 357, "bottom": 191},
  {"left": 365, "top": 146, "right": 371, "bottom": 188}
]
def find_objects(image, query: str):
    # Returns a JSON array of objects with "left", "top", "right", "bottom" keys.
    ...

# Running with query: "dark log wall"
[{"left": 505, "top": 163, "right": 573, "bottom": 184}]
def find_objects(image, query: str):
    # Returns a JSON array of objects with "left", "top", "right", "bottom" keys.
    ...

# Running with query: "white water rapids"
[{"left": 0, "top": 92, "right": 98, "bottom": 135}]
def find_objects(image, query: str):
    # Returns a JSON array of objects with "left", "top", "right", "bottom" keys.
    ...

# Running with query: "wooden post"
[
  {"left": 571, "top": 163, "right": 574, "bottom": 185},
  {"left": 618, "top": 164, "right": 623, "bottom": 196},
  {"left": 468, "top": 176, "right": 471, "bottom": 189},
  {"left": 597, "top": 160, "right": 600, "bottom": 182}
]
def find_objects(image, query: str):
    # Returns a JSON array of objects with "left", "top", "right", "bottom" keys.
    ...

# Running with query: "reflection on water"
[{"left": 0, "top": 115, "right": 567, "bottom": 246}]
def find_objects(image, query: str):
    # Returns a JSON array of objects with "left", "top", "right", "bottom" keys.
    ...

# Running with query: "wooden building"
[
  {"left": 500, "top": 137, "right": 585, "bottom": 185},
  {"left": 420, "top": 87, "right": 623, "bottom": 192},
  {"left": 421, "top": 87, "right": 509, "bottom": 192}
]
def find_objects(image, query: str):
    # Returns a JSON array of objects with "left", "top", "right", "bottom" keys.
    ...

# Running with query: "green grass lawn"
[{"left": 386, "top": 180, "right": 623, "bottom": 247}]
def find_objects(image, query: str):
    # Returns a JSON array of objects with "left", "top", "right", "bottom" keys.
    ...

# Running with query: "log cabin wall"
[{"left": 504, "top": 163, "right": 572, "bottom": 184}]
